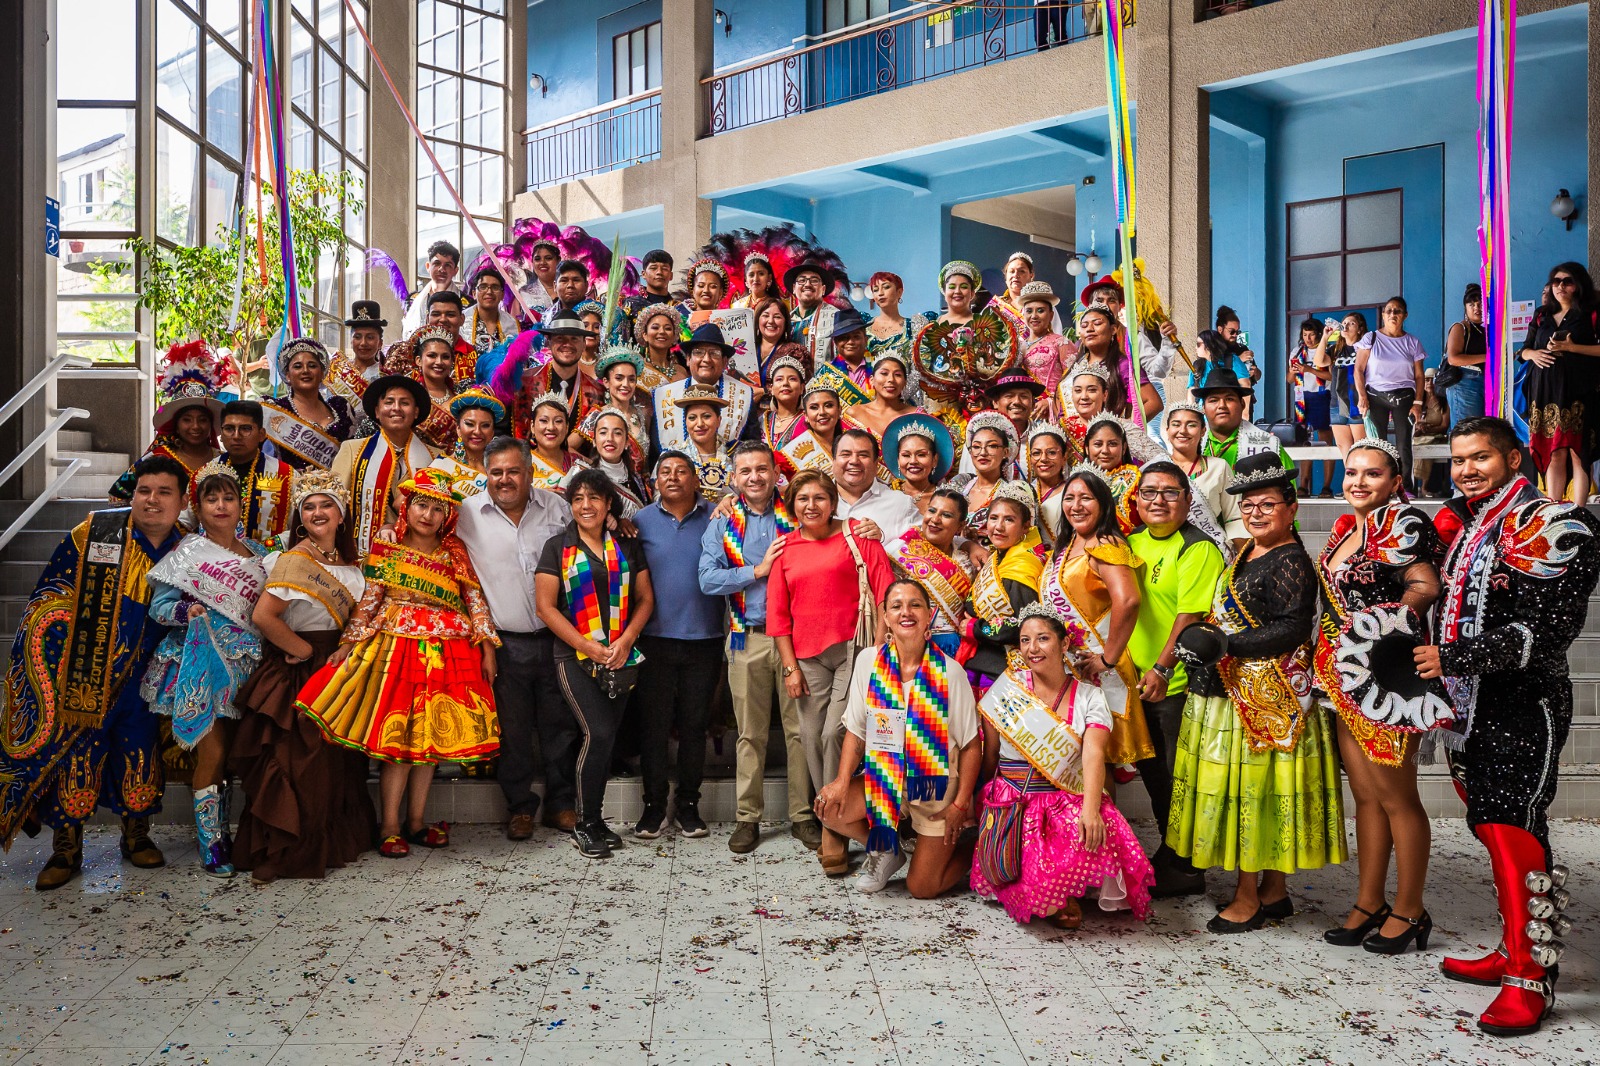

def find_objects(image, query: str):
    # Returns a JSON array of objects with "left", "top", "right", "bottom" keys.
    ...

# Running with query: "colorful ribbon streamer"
[
  {"left": 1477, "top": 0, "right": 1516, "bottom": 421},
  {"left": 255, "top": 0, "right": 299, "bottom": 341},
  {"left": 1101, "top": 0, "right": 1143, "bottom": 426}
]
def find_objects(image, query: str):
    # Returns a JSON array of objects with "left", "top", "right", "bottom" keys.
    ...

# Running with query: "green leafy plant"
[{"left": 91, "top": 169, "right": 365, "bottom": 352}]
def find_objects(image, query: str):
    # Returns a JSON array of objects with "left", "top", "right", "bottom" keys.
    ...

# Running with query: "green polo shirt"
[{"left": 1128, "top": 523, "right": 1227, "bottom": 692}]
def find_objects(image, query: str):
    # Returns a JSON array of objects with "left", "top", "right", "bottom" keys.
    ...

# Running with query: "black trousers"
[
  {"left": 1134, "top": 690, "right": 1186, "bottom": 838},
  {"left": 1365, "top": 386, "right": 1417, "bottom": 482},
  {"left": 1034, "top": 3, "right": 1069, "bottom": 49},
  {"left": 637, "top": 635, "right": 726, "bottom": 808},
  {"left": 1450, "top": 675, "right": 1572, "bottom": 860},
  {"left": 557, "top": 657, "right": 633, "bottom": 823},
  {"left": 493, "top": 631, "right": 580, "bottom": 816}
]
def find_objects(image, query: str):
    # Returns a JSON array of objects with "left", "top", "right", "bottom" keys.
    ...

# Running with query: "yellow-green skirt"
[{"left": 1165, "top": 693, "right": 1348, "bottom": 874}]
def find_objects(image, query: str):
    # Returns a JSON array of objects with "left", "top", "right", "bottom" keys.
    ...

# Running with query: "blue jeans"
[{"left": 1447, "top": 368, "right": 1485, "bottom": 430}]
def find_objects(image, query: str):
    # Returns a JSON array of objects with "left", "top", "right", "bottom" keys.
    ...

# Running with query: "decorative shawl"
[
  {"left": 722, "top": 495, "right": 795, "bottom": 650},
  {"left": 364, "top": 536, "right": 472, "bottom": 614},
  {"left": 265, "top": 549, "right": 357, "bottom": 627},
  {"left": 891, "top": 531, "right": 972, "bottom": 635},
  {"left": 862, "top": 640, "right": 952, "bottom": 854},
  {"left": 349, "top": 431, "right": 435, "bottom": 555},
  {"left": 561, "top": 532, "right": 642, "bottom": 666}
]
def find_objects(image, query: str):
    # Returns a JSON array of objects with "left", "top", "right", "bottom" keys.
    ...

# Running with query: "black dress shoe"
[
  {"left": 598, "top": 822, "right": 623, "bottom": 849},
  {"left": 1260, "top": 896, "right": 1295, "bottom": 920},
  {"left": 1324, "top": 902, "right": 1391, "bottom": 946},
  {"left": 572, "top": 822, "right": 612, "bottom": 859},
  {"left": 1207, "top": 906, "right": 1266, "bottom": 934},
  {"left": 1364, "top": 911, "right": 1432, "bottom": 955}
]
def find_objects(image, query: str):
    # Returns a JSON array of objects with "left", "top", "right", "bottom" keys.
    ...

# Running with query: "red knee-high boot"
[
  {"left": 1441, "top": 821, "right": 1509, "bottom": 986},
  {"left": 1476, "top": 823, "right": 1566, "bottom": 1037}
]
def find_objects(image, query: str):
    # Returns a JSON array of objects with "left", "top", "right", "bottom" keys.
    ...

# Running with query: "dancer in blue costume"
[{"left": 0, "top": 456, "right": 188, "bottom": 890}]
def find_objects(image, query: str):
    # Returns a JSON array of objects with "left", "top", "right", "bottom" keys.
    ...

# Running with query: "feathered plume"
[
  {"left": 1111, "top": 257, "right": 1193, "bottom": 372},
  {"left": 683, "top": 225, "right": 852, "bottom": 305},
  {"left": 365, "top": 248, "right": 412, "bottom": 305},
  {"left": 483, "top": 331, "right": 542, "bottom": 410},
  {"left": 599, "top": 235, "right": 626, "bottom": 344}
]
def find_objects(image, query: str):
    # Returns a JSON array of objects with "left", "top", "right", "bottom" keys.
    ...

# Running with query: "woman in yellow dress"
[
  {"left": 1039, "top": 466, "right": 1157, "bottom": 768},
  {"left": 297, "top": 468, "right": 499, "bottom": 858},
  {"left": 526, "top": 393, "right": 579, "bottom": 491}
]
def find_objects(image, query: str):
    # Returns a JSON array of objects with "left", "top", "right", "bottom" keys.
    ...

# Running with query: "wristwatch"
[
  {"left": 1151, "top": 662, "right": 1174, "bottom": 681},
  {"left": 782, "top": 665, "right": 798, "bottom": 678}
]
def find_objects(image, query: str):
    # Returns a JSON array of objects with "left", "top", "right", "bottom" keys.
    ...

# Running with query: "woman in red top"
[{"left": 770, "top": 469, "right": 894, "bottom": 875}]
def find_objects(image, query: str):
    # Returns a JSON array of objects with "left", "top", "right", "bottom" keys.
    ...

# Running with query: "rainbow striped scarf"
[
  {"left": 560, "top": 533, "right": 642, "bottom": 666},
  {"left": 862, "top": 641, "right": 952, "bottom": 854},
  {"left": 722, "top": 495, "right": 795, "bottom": 650}
]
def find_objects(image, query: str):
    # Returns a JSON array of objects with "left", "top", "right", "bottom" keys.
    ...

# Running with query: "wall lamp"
[
  {"left": 849, "top": 282, "right": 867, "bottom": 301},
  {"left": 529, "top": 73, "right": 548, "bottom": 97},
  {"left": 715, "top": 8, "right": 732, "bottom": 34},
  {"left": 1063, "top": 252, "right": 1103, "bottom": 277},
  {"left": 1551, "top": 188, "right": 1580, "bottom": 231}
]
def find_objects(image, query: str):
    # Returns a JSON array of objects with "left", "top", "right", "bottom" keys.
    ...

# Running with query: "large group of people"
[{"left": 3, "top": 234, "right": 1596, "bottom": 1040}]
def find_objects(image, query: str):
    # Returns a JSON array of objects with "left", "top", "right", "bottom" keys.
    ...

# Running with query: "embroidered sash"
[
  {"left": 57, "top": 510, "right": 135, "bottom": 731},
  {"left": 1042, "top": 547, "right": 1134, "bottom": 719},
  {"left": 262, "top": 403, "right": 340, "bottom": 470},
  {"left": 861, "top": 641, "right": 951, "bottom": 854},
  {"left": 364, "top": 537, "right": 465, "bottom": 614},
  {"left": 723, "top": 496, "right": 795, "bottom": 650},
  {"left": 970, "top": 531, "right": 1044, "bottom": 673},
  {"left": 779, "top": 431, "right": 834, "bottom": 476},
  {"left": 146, "top": 536, "right": 267, "bottom": 630},
  {"left": 892, "top": 533, "right": 971, "bottom": 634},
  {"left": 653, "top": 376, "right": 754, "bottom": 451},
  {"left": 1212, "top": 564, "right": 1314, "bottom": 753},
  {"left": 978, "top": 668, "right": 1084, "bottom": 793},
  {"left": 265, "top": 550, "right": 357, "bottom": 627},
  {"left": 561, "top": 533, "right": 642, "bottom": 666},
  {"left": 351, "top": 432, "right": 431, "bottom": 554}
]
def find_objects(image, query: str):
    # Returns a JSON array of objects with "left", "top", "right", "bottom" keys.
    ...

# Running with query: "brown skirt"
[{"left": 230, "top": 632, "right": 376, "bottom": 881}]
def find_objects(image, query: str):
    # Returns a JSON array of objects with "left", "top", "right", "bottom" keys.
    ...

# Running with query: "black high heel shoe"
[
  {"left": 1324, "top": 902, "right": 1392, "bottom": 946},
  {"left": 1364, "top": 911, "right": 1432, "bottom": 955}
]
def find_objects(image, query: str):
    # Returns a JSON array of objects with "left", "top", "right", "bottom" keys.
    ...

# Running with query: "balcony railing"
[
  {"left": 1200, "top": 0, "right": 1280, "bottom": 18},
  {"left": 522, "top": 90, "right": 661, "bottom": 190},
  {"left": 704, "top": 1, "right": 1130, "bottom": 135}
]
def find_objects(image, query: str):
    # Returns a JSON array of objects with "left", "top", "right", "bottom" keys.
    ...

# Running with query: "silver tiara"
[
  {"left": 528, "top": 391, "right": 570, "bottom": 419},
  {"left": 1085, "top": 413, "right": 1126, "bottom": 437},
  {"left": 1070, "top": 360, "right": 1112, "bottom": 384},
  {"left": 966, "top": 411, "right": 1018, "bottom": 452},
  {"left": 1349, "top": 437, "right": 1403, "bottom": 464},
  {"left": 1018, "top": 600, "right": 1066, "bottom": 626},
  {"left": 1026, "top": 422, "right": 1069, "bottom": 447},
  {"left": 1066, "top": 462, "right": 1110, "bottom": 486},
  {"left": 1227, "top": 464, "right": 1294, "bottom": 493},
  {"left": 767, "top": 354, "right": 807, "bottom": 381},
  {"left": 990, "top": 479, "right": 1039, "bottom": 523},
  {"left": 1164, "top": 402, "right": 1203, "bottom": 423}
]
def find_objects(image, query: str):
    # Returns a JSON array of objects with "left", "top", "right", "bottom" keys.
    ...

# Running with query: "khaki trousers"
[{"left": 727, "top": 630, "right": 814, "bottom": 824}]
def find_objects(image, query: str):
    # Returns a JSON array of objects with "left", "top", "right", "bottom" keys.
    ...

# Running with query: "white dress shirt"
[
  {"left": 836, "top": 478, "right": 921, "bottom": 545},
  {"left": 453, "top": 487, "right": 572, "bottom": 633}
]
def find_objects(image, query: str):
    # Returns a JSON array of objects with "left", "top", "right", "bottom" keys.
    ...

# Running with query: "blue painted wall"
[{"left": 1211, "top": 37, "right": 1588, "bottom": 420}]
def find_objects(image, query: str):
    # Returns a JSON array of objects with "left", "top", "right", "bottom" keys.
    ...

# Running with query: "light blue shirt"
[
  {"left": 698, "top": 500, "right": 782, "bottom": 626},
  {"left": 634, "top": 498, "right": 724, "bottom": 640}
]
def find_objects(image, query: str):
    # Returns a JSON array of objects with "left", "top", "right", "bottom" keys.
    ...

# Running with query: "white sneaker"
[{"left": 854, "top": 848, "right": 906, "bottom": 894}]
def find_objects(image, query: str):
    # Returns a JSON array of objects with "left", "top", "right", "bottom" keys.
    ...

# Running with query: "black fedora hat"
[
  {"left": 829, "top": 305, "right": 869, "bottom": 340},
  {"left": 783, "top": 258, "right": 836, "bottom": 293},
  {"left": 363, "top": 374, "right": 431, "bottom": 423},
  {"left": 1174, "top": 621, "right": 1229, "bottom": 669},
  {"left": 1191, "top": 363, "right": 1252, "bottom": 399},
  {"left": 535, "top": 307, "right": 598, "bottom": 338},
  {"left": 679, "top": 322, "right": 735, "bottom": 361},
  {"left": 344, "top": 299, "right": 387, "bottom": 329}
]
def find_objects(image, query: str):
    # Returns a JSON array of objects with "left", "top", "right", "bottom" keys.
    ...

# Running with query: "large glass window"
[
  {"left": 612, "top": 22, "right": 662, "bottom": 99},
  {"left": 1286, "top": 189, "right": 1403, "bottom": 314},
  {"left": 417, "top": 0, "right": 509, "bottom": 281},
  {"left": 822, "top": 0, "right": 890, "bottom": 33}
]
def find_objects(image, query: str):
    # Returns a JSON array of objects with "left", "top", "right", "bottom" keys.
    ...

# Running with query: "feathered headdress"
[
  {"left": 153, "top": 340, "right": 236, "bottom": 431},
  {"left": 682, "top": 225, "right": 851, "bottom": 306},
  {"left": 481, "top": 330, "right": 543, "bottom": 410},
  {"left": 365, "top": 248, "right": 411, "bottom": 305},
  {"left": 912, "top": 308, "right": 1020, "bottom": 411}
]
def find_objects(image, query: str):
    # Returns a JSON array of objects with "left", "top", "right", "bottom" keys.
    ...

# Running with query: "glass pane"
[
  {"left": 630, "top": 29, "right": 645, "bottom": 95},
  {"left": 58, "top": 0, "right": 137, "bottom": 100},
  {"left": 319, "top": 0, "right": 342, "bottom": 54},
  {"left": 155, "top": 121, "right": 199, "bottom": 244},
  {"left": 825, "top": 0, "right": 843, "bottom": 32},
  {"left": 614, "top": 34, "right": 628, "bottom": 100},
  {"left": 646, "top": 22, "right": 661, "bottom": 90},
  {"left": 1289, "top": 255, "right": 1340, "bottom": 312},
  {"left": 290, "top": 15, "right": 313, "bottom": 111},
  {"left": 1346, "top": 190, "right": 1402, "bottom": 250},
  {"left": 478, "top": 95, "right": 503, "bottom": 152},
  {"left": 346, "top": 74, "right": 367, "bottom": 164},
  {"left": 1288, "top": 200, "right": 1340, "bottom": 258},
  {"left": 418, "top": 0, "right": 435, "bottom": 40},
  {"left": 318, "top": 315, "right": 341, "bottom": 349},
  {"left": 344, "top": 192, "right": 366, "bottom": 247},
  {"left": 156, "top": 0, "right": 201, "bottom": 131},
  {"left": 460, "top": 79, "right": 481, "bottom": 147},
  {"left": 318, "top": 134, "right": 341, "bottom": 177},
  {"left": 428, "top": 79, "right": 458, "bottom": 141},
  {"left": 208, "top": 0, "right": 243, "bottom": 50},
  {"left": 434, "top": 23, "right": 458, "bottom": 69},
  {"left": 477, "top": 16, "right": 502, "bottom": 82},
  {"left": 289, "top": 108, "right": 314, "bottom": 171},
  {"left": 462, "top": 13, "right": 483, "bottom": 75},
  {"left": 1345, "top": 250, "right": 1402, "bottom": 308},
  {"left": 317, "top": 248, "right": 339, "bottom": 315},
  {"left": 318, "top": 43, "right": 341, "bottom": 129},
  {"left": 206, "top": 38, "right": 244, "bottom": 161},
  {"left": 204, "top": 153, "right": 240, "bottom": 246},
  {"left": 57, "top": 238, "right": 136, "bottom": 293},
  {"left": 56, "top": 108, "right": 136, "bottom": 231}
]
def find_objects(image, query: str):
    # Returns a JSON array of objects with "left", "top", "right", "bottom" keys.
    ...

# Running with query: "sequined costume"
[
  {"left": 1166, "top": 541, "right": 1348, "bottom": 873},
  {"left": 0, "top": 510, "right": 182, "bottom": 845},
  {"left": 1314, "top": 502, "right": 1444, "bottom": 766}
]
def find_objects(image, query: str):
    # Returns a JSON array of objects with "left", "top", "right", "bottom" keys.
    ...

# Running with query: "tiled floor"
[{"left": 0, "top": 817, "right": 1596, "bottom": 1065}]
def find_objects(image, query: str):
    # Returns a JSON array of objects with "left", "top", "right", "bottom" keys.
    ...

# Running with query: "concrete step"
[
  {"left": 58, "top": 430, "right": 95, "bottom": 451},
  {"left": 61, "top": 470, "right": 118, "bottom": 500},
  {"left": 0, "top": 498, "right": 100, "bottom": 529},
  {"left": 59, "top": 449, "right": 131, "bottom": 475}
]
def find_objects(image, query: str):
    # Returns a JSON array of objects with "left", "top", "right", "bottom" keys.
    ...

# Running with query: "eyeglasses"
[
  {"left": 1238, "top": 500, "right": 1285, "bottom": 515},
  {"left": 1137, "top": 488, "right": 1185, "bottom": 502},
  {"left": 1552, "top": 276, "right": 1578, "bottom": 288}
]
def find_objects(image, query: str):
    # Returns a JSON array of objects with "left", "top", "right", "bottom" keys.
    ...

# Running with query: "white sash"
[
  {"left": 147, "top": 535, "right": 267, "bottom": 630},
  {"left": 262, "top": 403, "right": 340, "bottom": 469},
  {"left": 979, "top": 670, "right": 1084, "bottom": 793}
]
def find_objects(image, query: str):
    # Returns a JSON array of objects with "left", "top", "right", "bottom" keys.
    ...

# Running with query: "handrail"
[
  {"left": 0, "top": 458, "right": 87, "bottom": 555},
  {"left": 0, "top": 353, "right": 91, "bottom": 427},
  {"left": 521, "top": 88, "right": 662, "bottom": 138},
  {"left": 0, "top": 408, "right": 90, "bottom": 490}
]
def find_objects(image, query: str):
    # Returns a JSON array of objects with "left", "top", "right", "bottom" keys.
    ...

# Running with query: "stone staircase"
[{"left": 1, "top": 492, "right": 1598, "bottom": 824}]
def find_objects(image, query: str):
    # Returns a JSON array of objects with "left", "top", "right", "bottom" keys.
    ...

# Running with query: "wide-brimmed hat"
[
  {"left": 363, "top": 373, "right": 431, "bottom": 423},
  {"left": 1225, "top": 451, "right": 1295, "bottom": 496},
  {"left": 535, "top": 307, "right": 597, "bottom": 338},
  {"left": 1191, "top": 363, "right": 1252, "bottom": 400},
  {"left": 449, "top": 385, "right": 506, "bottom": 424},
  {"left": 673, "top": 384, "right": 730, "bottom": 411},
  {"left": 344, "top": 299, "right": 387, "bottom": 329},
  {"left": 986, "top": 369, "right": 1045, "bottom": 399},
  {"left": 783, "top": 258, "right": 836, "bottom": 293},
  {"left": 1174, "top": 621, "right": 1229, "bottom": 668},
  {"left": 883, "top": 412, "right": 955, "bottom": 483},
  {"left": 595, "top": 345, "right": 645, "bottom": 378},
  {"left": 679, "top": 322, "right": 735, "bottom": 361},
  {"left": 152, "top": 340, "right": 232, "bottom": 430},
  {"left": 1079, "top": 275, "right": 1123, "bottom": 305},
  {"left": 830, "top": 306, "right": 869, "bottom": 340}
]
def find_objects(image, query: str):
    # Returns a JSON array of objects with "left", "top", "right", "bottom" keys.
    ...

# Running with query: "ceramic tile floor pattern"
[{"left": 0, "top": 819, "right": 1597, "bottom": 1066}]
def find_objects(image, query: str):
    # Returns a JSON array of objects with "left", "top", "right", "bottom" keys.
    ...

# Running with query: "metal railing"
[
  {"left": 704, "top": 1, "right": 1131, "bottom": 135},
  {"left": 522, "top": 90, "right": 662, "bottom": 190},
  {"left": 0, "top": 353, "right": 93, "bottom": 553},
  {"left": 1200, "top": 0, "right": 1278, "bottom": 18}
]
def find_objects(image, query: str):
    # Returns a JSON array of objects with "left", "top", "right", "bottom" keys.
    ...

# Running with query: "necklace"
[{"left": 306, "top": 539, "right": 340, "bottom": 564}]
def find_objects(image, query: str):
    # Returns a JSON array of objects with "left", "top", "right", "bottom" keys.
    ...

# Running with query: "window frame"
[
  {"left": 1284, "top": 188, "right": 1404, "bottom": 317},
  {"left": 611, "top": 20, "right": 662, "bottom": 100}
]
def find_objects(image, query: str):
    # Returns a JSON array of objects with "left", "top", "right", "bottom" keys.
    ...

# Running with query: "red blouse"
[{"left": 766, "top": 523, "right": 895, "bottom": 660}]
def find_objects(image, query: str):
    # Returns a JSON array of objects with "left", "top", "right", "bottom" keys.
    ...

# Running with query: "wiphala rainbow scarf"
[
  {"left": 561, "top": 533, "right": 642, "bottom": 666},
  {"left": 862, "top": 641, "right": 951, "bottom": 854},
  {"left": 722, "top": 496, "right": 795, "bottom": 650}
]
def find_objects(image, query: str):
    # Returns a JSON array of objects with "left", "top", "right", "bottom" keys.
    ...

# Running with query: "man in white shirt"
[
  {"left": 401, "top": 240, "right": 461, "bottom": 335},
  {"left": 464, "top": 265, "right": 520, "bottom": 356},
  {"left": 454, "top": 436, "right": 578, "bottom": 839},
  {"left": 833, "top": 429, "right": 919, "bottom": 543}
]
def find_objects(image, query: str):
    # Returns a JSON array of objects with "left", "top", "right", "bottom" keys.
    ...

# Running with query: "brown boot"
[
  {"left": 34, "top": 825, "right": 82, "bottom": 891},
  {"left": 119, "top": 816, "right": 166, "bottom": 868},
  {"left": 818, "top": 827, "right": 850, "bottom": 877}
]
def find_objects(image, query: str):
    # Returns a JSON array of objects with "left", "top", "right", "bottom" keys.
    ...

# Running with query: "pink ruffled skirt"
[{"left": 970, "top": 775, "right": 1155, "bottom": 923}]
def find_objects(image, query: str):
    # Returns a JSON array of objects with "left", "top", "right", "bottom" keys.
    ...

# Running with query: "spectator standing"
[{"left": 1354, "top": 296, "right": 1428, "bottom": 487}]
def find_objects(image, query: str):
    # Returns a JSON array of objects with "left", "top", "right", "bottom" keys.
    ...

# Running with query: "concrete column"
[
  {"left": 660, "top": 0, "right": 714, "bottom": 258},
  {"left": 1170, "top": 87, "right": 1211, "bottom": 342},
  {"left": 1590, "top": 2, "right": 1598, "bottom": 269},
  {"left": 366, "top": 3, "right": 415, "bottom": 319}
]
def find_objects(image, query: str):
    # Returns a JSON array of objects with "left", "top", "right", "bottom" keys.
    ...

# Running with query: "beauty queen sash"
[
  {"left": 861, "top": 641, "right": 951, "bottom": 854},
  {"left": 146, "top": 536, "right": 267, "bottom": 630},
  {"left": 365, "top": 537, "right": 466, "bottom": 614},
  {"left": 722, "top": 496, "right": 795, "bottom": 651},
  {"left": 978, "top": 669, "right": 1083, "bottom": 793},
  {"left": 262, "top": 403, "right": 340, "bottom": 470},
  {"left": 1212, "top": 564, "right": 1314, "bottom": 753},
  {"left": 892, "top": 532, "right": 972, "bottom": 635},
  {"left": 57, "top": 510, "right": 136, "bottom": 731}
]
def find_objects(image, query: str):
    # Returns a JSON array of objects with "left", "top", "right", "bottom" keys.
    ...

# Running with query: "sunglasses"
[{"left": 1552, "top": 276, "right": 1578, "bottom": 287}]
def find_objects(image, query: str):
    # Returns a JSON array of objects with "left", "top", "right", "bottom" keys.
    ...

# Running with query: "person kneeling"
[
  {"left": 814, "top": 580, "right": 980, "bottom": 896},
  {"left": 971, "top": 603, "right": 1155, "bottom": 927}
]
